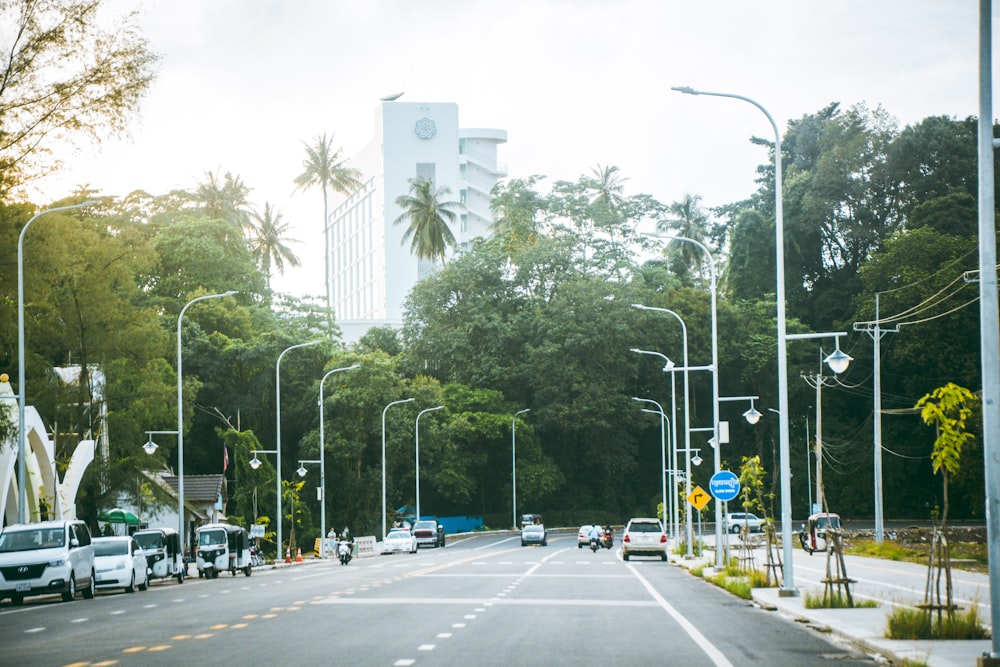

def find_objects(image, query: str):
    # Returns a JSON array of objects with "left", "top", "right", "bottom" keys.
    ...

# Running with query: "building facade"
[{"left": 328, "top": 101, "right": 506, "bottom": 342}]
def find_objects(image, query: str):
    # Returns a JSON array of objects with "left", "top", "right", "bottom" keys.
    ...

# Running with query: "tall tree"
[
  {"left": 293, "top": 133, "right": 363, "bottom": 311},
  {"left": 0, "top": 0, "right": 158, "bottom": 198},
  {"left": 247, "top": 202, "right": 301, "bottom": 292},
  {"left": 393, "top": 177, "right": 462, "bottom": 263},
  {"left": 657, "top": 194, "right": 712, "bottom": 282},
  {"left": 192, "top": 170, "right": 254, "bottom": 238}
]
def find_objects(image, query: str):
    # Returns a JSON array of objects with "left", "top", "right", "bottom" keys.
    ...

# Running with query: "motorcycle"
[
  {"left": 590, "top": 536, "right": 600, "bottom": 553},
  {"left": 601, "top": 528, "right": 613, "bottom": 549},
  {"left": 338, "top": 540, "right": 352, "bottom": 565}
]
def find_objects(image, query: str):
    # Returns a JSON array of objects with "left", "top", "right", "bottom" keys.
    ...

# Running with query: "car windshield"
[
  {"left": 134, "top": 532, "right": 163, "bottom": 550},
  {"left": 94, "top": 540, "right": 129, "bottom": 557},
  {"left": 387, "top": 530, "right": 409, "bottom": 539},
  {"left": 0, "top": 527, "right": 64, "bottom": 552},
  {"left": 198, "top": 529, "right": 226, "bottom": 547},
  {"left": 413, "top": 522, "right": 435, "bottom": 530},
  {"left": 816, "top": 515, "right": 841, "bottom": 529},
  {"left": 629, "top": 522, "right": 661, "bottom": 533}
]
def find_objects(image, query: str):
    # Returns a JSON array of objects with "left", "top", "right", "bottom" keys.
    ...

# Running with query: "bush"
[
  {"left": 804, "top": 591, "right": 879, "bottom": 609},
  {"left": 885, "top": 605, "right": 990, "bottom": 640}
]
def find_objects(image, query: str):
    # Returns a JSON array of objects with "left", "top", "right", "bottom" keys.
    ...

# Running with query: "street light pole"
[
  {"left": 176, "top": 291, "right": 236, "bottom": 555},
  {"left": 512, "top": 408, "right": 530, "bottom": 529},
  {"left": 382, "top": 397, "right": 415, "bottom": 539},
  {"left": 415, "top": 405, "right": 444, "bottom": 523},
  {"left": 633, "top": 397, "right": 670, "bottom": 543},
  {"left": 17, "top": 201, "right": 98, "bottom": 523},
  {"left": 317, "top": 364, "right": 360, "bottom": 558},
  {"left": 672, "top": 85, "right": 795, "bottom": 588},
  {"left": 276, "top": 340, "right": 324, "bottom": 560}
]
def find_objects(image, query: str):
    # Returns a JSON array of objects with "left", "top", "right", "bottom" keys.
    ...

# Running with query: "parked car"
[
  {"left": 724, "top": 512, "right": 765, "bottom": 534},
  {"left": 520, "top": 524, "right": 547, "bottom": 546},
  {"left": 382, "top": 528, "right": 417, "bottom": 554},
  {"left": 94, "top": 536, "right": 149, "bottom": 593},
  {"left": 412, "top": 520, "right": 445, "bottom": 548},
  {"left": 577, "top": 525, "right": 595, "bottom": 548},
  {"left": 621, "top": 517, "right": 668, "bottom": 561},
  {"left": 0, "top": 520, "right": 96, "bottom": 605}
]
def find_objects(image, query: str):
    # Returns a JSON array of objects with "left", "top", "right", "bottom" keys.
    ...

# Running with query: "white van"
[{"left": 0, "top": 520, "right": 96, "bottom": 605}]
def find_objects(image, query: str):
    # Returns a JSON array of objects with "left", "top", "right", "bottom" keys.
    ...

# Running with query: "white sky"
[{"left": 32, "top": 0, "right": 994, "bottom": 298}]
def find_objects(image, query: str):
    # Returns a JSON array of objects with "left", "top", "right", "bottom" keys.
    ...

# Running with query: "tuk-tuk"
[
  {"left": 133, "top": 527, "right": 186, "bottom": 583},
  {"left": 195, "top": 524, "right": 252, "bottom": 578},
  {"left": 798, "top": 512, "right": 841, "bottom": 555},
  {"left": 521, "top": 513, "right": 543, "bottom": 527}
]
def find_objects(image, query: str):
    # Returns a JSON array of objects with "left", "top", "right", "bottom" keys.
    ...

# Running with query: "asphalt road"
[{"left": 0, "top": 532, "right": 882, "bottom": 667}]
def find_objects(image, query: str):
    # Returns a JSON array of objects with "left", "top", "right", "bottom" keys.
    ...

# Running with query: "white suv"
[
  {"left": 622, "top": 517, "right": 668, "bottom": 561},
  {"left": 0, "top": 520, "right": 96, "bottom": 605},
  {"left": 724, "top": 512, "right": 765, "bottom": 534}
]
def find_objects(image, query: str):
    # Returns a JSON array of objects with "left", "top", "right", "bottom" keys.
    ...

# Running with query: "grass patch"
[
  {"left": 804, "top": 590, "right": 879, "bottom": 609},
  {"left": 709, "top": 572, "right": 753, "bottom": 599},
  {"left": 885, "top": 605, "right": 990, "bottom": 640},
  {"left": 846, "top": 538, "right": 988, "bottom": 571}
]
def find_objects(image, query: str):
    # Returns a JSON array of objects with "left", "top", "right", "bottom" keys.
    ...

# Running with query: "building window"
[
  {"left": 460, "top": 214, "right": 468, "bottom": 233},
  {"left": 460, "top": 189, "right": 467, "bottom": 205},
  {"left": 416, "top": 163, "right": 435, "bottom": 184},
  {"left": 459, "top": 138, "right": 468, "bottom": 155}
]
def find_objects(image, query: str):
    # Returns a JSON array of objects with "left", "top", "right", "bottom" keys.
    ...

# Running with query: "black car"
[{"left": 412, "top": 520, "right": 446, "bottom": 548}]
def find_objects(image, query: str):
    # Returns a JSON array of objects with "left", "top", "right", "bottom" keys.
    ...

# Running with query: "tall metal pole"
[
  {"left": 276, "top": 340, "right": 324, "bottom": 559},
  {"left": 634, "top": 397, "right": 668, "bottom": 544},
  {"left": 512, "top": 408, "right": 530, "bottom": 528},
  {"left": 633, "top": 304, "right": 692, "bottom": 552},
  {"left": 381, "top": 398, "right": 414, "bottom": 539},
  {"left": 318, "top": 364, "right": 359, "bottom": 558},
  {"left": 17, "top": 201, "right": 97, "bottom": 523},
  {"left": 175, "top": 291, "right": 238, "bottom": 557},
  {"left": 976, "top": 0, "right": 1000, "bottom": 653},
  {"left": 671, "top": 86, "right": 793, "bottom": 591},
  {"left": 415, "top": 406, "right": 444, "bottom": 523}
]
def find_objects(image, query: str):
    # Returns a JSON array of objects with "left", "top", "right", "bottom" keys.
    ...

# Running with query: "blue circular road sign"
[{"left": 709, "top": 470, "right": 740, "bottom": 502}]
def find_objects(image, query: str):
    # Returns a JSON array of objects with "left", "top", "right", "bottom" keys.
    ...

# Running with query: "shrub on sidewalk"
[
  {"left": 885, "top": 604, "right": 989, "bottom": 640},
  {"left": 804, "top": 591, "right": 879, "bottom": 609}
]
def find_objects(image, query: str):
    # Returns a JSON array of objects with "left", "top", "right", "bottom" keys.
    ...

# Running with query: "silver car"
[
  {"left": 621, "top": 517, "right": 668, "bottom": 561},
  {"left": 520, "top": 524, "right": 547, "bottom": 546},
  {"left": 0, "top": 520, "right": 96, "bottom": 604},
  {"left": 724, "top": 512, "right": 765, "bottom": 534}
]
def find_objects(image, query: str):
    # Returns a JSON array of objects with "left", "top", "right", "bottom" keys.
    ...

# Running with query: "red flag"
[{"left": 223, "top": 446, "right": 229, "bottom": 472}]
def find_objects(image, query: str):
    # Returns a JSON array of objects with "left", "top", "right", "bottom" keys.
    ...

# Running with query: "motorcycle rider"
[
  {"left": 602, "top": 525, "right": 613, "bottom": 548},
  {"left": 588, "top": 524, "right": 602, "bottom": 550}
]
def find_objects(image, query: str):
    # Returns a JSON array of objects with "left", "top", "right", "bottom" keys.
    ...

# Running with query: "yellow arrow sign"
[{"left": 688, "top": 485, "right": 711, "bottom": 511}]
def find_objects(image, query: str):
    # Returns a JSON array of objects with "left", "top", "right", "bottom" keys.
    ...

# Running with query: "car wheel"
[
  {"left": 11, "top": 595, "right": 23, "bottom": 606},
  {"left": 521, "top": 541, "right": 526, "bottom": 546},
  {"left": 125, "top": 572, "right": 135, "bottom": 593},
  {"left": 244, "top": 566, "right": 252, "bottom": 577},
  {"left": 82, "top": 572, "right": 96, "bottom": 599},
  {"left": 623, "top": 552, "right": 630, "bottom": 561},
  {"left": 542, "top": 540, "right": 547, "bottom": 546},
  {"left": 731, "top": 525, "right": 740, "bottom": 534},
  {"left": 139, "top": 573, "right": 148, "bottom": 591},
  {"left": 578, "top": 543, "right": 583, "bottom": 549},
  {"left": 62, "top": 576, "right": 76, "bottom": 602},
  {"left": 661, "top": 553, "right": 668, "bottom": 561}
]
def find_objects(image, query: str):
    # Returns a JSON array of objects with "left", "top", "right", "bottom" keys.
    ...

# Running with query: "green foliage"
[
  {"left": 885, "top": 604, "right": 989, "bottom": 640},
  {"left": 804, "top": 590, "right": 879, "bottom": 609},
  {"left": 916, "top": 383, "right": 979, "bottom": 527},
  {"left": 393, "top": 177, "right": 462, "bottom": 262}
]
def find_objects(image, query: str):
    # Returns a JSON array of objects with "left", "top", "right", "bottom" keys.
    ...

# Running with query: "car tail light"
[
  {"left": 623, "top": 534, "right": 631, "bottom": 543},
  {"left": 659, "top": 535, "right": 667, "bottom": 543}
]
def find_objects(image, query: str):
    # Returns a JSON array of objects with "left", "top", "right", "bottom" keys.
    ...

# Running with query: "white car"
[
  {"left": 621, "top": 517, "right": 668, "bottom": 561},
  {"left": 724, "top": 512, "right": 765, "bottom": 534},
  {"left": 382, "top": 528, "right": 417, "bottom": 554},
  {"left": 0, "top": 520, "right": 96, "bottom": 605},
  {"left": 94, "top": 536, "right": 149, "bottom": 593}
]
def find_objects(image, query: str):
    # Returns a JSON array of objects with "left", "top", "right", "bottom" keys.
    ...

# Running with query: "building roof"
[{"left": 161, "top": 474, "right": 224, "bottom": 503}]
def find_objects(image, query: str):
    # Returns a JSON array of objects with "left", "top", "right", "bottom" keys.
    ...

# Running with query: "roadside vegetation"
[
  {"left": 846, "top": 538, "right": 987, "bottom": 572},
  {"left": 885, "top": 604, "right": 989, "bottom": 640}
]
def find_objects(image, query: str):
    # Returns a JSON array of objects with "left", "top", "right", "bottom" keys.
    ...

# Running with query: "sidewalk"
[
  {"left": 751, "top": 586, "right": 992, "bottom": 667},
  {"left": 670, "top": 552, "right": 992, "bottom": 666}
]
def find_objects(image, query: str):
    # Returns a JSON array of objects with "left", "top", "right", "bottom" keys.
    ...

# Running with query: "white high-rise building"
[{"left": 328, "top": 101, "right": 507, "bottom": 343}]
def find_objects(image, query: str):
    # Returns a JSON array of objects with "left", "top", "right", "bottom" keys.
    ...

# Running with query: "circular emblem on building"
[{"left": 414, "top": 117, "right": 437, "bottom": 140}]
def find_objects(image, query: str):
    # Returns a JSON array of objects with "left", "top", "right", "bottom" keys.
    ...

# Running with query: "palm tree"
[
  {"left": 293, "top": 133, "right": 363, "bottom": 311},
  {"left": 393, "top": 177, "right": 462, "bottom": 263},
  {"left": 657, "top": 193, "right": 712, "bottom": 280},
  {"left": 586, "top": 163, "right": 627, "bottom": 212},
  {"left": 193, "top": 170, "right": 255, "bottom": 238},
  {"left": 247, "top": 202, "right": 301, "bottom": 291}
]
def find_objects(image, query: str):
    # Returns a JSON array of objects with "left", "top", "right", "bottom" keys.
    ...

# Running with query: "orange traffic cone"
[
  {"left": 284, "top": 546, "right": 291, "bottom": 563},
  {"left": 296, "top": 547, "right": 303, "bottom": 562}
]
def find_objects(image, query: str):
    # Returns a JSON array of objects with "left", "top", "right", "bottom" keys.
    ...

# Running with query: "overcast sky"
[{"left": 33, "top": 1, "right": 993, "bottom": 298}]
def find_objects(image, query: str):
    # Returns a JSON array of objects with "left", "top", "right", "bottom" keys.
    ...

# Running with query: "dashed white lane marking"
[
  {"left": 71, "top": 618, "right": 87, "bottom": 623},
  {"left": 143, "top": 604, "right": 157, "bottom": 609},
  {"left": 463, "top": 614, "right": 476, "bottom": 619},
  {"left": 418, "top": 644, "right": 435, "bottom": 651},
  {"left": 110, "top": 610, "right": 125, "bottom": 615},
  {"left": 437, "top": 633, "right": 453, "bottom": 638},
  {"left": 452, "top": 623, "right": 466, "bottom": 628},
  {"left": 25, "top": 627, "right": 44, "bottom": 633},
  {"left": 393, "top": 660, "right": 415, "bottom": 666}
]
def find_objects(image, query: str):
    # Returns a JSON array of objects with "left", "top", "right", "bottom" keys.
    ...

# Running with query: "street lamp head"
[
  {"left": 297, "top": 465, "right": 308, "bottom": 478},
  {"left": 249, "top": 456, "right": 261, "bottom": 470},
  {"left": 142, "top": 438, "right": 158, "bottom": 456},
  {"left": 692, "top": 454, "right": 703, "bottom": 466},
  {"left": 743, "top": 406, "right": 762, "bottom": 425},
  {"left": 671, "top": 86, "right": 698, "bottom": 95},
  {"left": 824, "top": 346, "right": 852, "bottom": 374}
]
